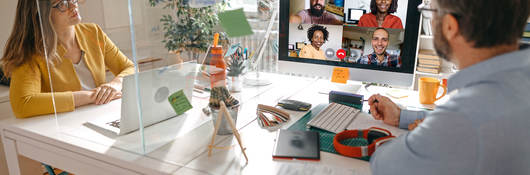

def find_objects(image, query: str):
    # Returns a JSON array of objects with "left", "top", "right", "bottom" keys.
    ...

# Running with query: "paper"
[
  {"left": 331, "top": 67, "right": 349, "bottom": 84},
  {"left": 275, "top": 162, "right": 357, "bottom": 175},
  {"left": 168, "top": 90, "right": 193, "bottom": 115},
  {"left": 218, "top": 8, "right": 254, "bottom": 38}
]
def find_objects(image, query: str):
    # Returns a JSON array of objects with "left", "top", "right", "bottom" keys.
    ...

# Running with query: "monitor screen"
[
  {"left": 279, "top": 0, "right": 422, "bottom": 75},
  {"left": 347, "top": 9, "right": 365, "bottom": 23}
]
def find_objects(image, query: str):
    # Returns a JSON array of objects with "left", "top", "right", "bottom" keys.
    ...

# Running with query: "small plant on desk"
[{"left": 226, "top": 49, "right": 247, "bottom": 92}]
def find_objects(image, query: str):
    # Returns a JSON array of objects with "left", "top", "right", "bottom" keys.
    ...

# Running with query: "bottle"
[{"left": 209, "top": 33, "right": 226, "bottom": 88}]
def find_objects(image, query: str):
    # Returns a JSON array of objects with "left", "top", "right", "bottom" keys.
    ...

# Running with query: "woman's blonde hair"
[{"left": 1, "top": 0, "right": 59, "bottom": 77}]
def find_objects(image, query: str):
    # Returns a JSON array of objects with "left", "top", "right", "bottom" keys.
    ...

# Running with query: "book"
[
  {"left": 417, "top": 63, "right": 440, "bottom": 69},
  {"left": 418, "top": 58, "right": 441, "bottom": 65},
  {"left": 272, "top": 129, "right": 320, "bottom": 161},
  {"left": 417, "top": 53, "right": 440, "bottom": 60},
  {"left": 419, "top": 49, "right": 437, "bottom": 56},
  {"left": 417, "top": 66, "right": 440, "bottom": 74}
]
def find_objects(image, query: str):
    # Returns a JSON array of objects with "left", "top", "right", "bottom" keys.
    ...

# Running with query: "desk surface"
[{"left": 0, "top": 73, "right": 434, "bottom": 175}]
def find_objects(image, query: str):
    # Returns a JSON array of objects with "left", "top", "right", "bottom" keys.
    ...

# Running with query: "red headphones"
[{"left": 333, "top": 127, "right": 395, "bottom": 158}]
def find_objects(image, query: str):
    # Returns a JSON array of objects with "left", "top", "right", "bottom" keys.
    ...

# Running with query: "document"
[{"left": 275, "top": 162, "right": 357, "bottom": 175}]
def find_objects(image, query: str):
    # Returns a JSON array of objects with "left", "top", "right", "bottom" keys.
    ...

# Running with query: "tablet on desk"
[{"left": 272, "top": 129, "right": 320, "bottom": 161}]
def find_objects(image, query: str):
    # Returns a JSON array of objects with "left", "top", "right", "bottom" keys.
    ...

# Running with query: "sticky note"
[
  {"left": 168, "top": 90, "right": 193, "bottom": 115},
  {"left": 218, "top": 8, "right": 254, "bottom": 38},
  {"left": 331, "top": 67, "right": 349, "bottom": 84}
]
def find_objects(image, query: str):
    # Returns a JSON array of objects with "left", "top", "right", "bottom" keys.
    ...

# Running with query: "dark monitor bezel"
[{"left": 278, "top": 0, "right": 423, "bottom": 74}]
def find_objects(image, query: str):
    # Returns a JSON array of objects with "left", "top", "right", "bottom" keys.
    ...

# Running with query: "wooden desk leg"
[{"left": 2, "top": 136, "right": 21, "bottom": 175}]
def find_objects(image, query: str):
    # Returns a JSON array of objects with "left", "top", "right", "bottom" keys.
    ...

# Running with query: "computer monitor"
[{"left": 279, "top": 0, "right": 422, "bottom": 87}]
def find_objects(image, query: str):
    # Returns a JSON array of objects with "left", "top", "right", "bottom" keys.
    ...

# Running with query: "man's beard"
[
  {"left": 310, "top": 4, "right": 324, "bottom": 17},
  {"left": 433, "top": 19, "right": 452, "bottom": 62}
]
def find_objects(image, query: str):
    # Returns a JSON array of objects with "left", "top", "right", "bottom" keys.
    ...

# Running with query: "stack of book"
[{"left": 417, "top": 49, "right": 441, "bottom": 74}]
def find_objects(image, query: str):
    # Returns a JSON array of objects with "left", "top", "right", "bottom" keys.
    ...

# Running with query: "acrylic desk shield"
[{"left": 36, "top": 0, "right": 205, "bottom": 157}]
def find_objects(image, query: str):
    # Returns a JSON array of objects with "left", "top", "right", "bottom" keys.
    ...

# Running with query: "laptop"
[{"left": 85, "top": 62, "right": 197, "bottom": 136}]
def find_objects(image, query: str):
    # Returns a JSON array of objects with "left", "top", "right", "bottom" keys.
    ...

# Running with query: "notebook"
[{"left": 272, "top": 129, "right": 320, "bottom": 161}]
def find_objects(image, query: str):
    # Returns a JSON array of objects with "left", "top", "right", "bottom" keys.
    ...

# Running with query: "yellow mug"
[{"left": 419, "top": 77, "right": 447, "bottom": 104}]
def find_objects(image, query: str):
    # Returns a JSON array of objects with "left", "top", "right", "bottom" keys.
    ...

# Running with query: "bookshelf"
[{"left": 412, "top": 15, "right": 457, "bottom": 90}]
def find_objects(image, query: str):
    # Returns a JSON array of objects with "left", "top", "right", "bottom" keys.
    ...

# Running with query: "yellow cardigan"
[{"left": 9, "top": 23, "right": 135, "bottom": 118}]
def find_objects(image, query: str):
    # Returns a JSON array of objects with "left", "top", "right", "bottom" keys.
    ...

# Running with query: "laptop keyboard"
[
  {"left": 307, "top": 103, "right": 361, "bottom": 133},
  {"left": 106, "top": 119, "right": 121, "bottom": 128}
]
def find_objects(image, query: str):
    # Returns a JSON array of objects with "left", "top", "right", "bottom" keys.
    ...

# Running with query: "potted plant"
[
  {"left": 148, "top": 0, "right": 229, "bottom": 62},
  {"left": 226, "top": 50, "right": 246, "bottom": 92}
]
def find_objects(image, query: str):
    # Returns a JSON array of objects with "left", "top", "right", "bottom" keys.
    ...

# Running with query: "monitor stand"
[{"left": 318, "top": 80, "right": 362, "bottom": 95}]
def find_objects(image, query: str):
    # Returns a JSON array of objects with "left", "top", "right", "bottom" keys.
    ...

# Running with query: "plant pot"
[
  {"left": 227, "top": 76, "right": 243, "bottom": 92},
  {"left": 210, "top": 104, "right": 240, "bottom": 135}
]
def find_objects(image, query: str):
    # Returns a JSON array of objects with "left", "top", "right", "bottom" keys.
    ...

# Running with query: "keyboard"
[
  {"left": 307, "top": 103, "right": 361, "bottom": 133},
  {"left": 106, "top": 119, "right": 121, "bottom": 128}
]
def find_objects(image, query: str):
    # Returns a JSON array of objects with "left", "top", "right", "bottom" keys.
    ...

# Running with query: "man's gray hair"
[{"left": 435, "top": 0, "right": 530, "bottom": 47}]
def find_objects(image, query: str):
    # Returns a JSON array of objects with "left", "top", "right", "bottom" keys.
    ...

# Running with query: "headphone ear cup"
[{"left": 367, "top": 130, "right": 389, "bottom": 144}]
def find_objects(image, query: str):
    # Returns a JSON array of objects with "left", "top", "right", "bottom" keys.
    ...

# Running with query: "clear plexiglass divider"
[
  {"left": 35, "top": 0, "right": 200, "bottom": 157},
  {"left": 35, "top": 0, "right": 283, "bottom": 172}
]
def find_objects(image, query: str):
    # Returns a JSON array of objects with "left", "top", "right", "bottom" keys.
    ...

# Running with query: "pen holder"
[{"left": 210, "top": 104, "right": 240, "bottom": 135}]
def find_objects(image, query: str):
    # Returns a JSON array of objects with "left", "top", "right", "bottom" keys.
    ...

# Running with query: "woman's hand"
[{"left": 94, "top": 77, "right": 123, "bottom": 105}]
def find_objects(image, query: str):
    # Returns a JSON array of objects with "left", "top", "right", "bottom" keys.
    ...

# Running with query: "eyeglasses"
[
  {"left": 417, "top": 1, "right": 437, "bottom": 19},
  {"left": 52, "top": 0, "right": 79, "bottom": 12}
]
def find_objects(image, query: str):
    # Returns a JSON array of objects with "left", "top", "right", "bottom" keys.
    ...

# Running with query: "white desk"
[{"left": 0, "top": 73, "right": 423, "bottom": 175}]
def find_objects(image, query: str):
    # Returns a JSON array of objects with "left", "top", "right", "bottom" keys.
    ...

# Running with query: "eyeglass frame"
[
  {"left": 52, "top": 0, "right": 79, "bottom": 12},
  {"left": 417, "top": 1, "right": 461, "bottom": 20}
]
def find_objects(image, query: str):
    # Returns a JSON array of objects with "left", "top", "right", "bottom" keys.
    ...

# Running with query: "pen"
[{"left": 361, "top": 99, "right": 378, "bottom": 103}]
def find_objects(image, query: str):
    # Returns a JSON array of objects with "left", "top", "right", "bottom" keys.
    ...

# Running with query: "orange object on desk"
[
  {"left": 209, "top": 46, "right": 226, "bottom": 88},
  {"left": 331, "top": 67, "right": 349, "bottom": 84}
]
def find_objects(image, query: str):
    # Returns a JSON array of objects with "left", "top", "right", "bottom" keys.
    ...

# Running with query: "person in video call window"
[
  {"left": 358, "top": 0, "right": 403, "bottom": 29},
  {"left": 299, "top": 25, "right": 328, "bottom": 60},
  {"left": 356, "top": 27, "right": 401, "bottom": 67},
  {"left": 289, "top": 0, "right": 343, "bottom": 25}
]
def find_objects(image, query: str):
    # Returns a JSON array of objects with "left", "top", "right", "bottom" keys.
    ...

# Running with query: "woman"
[
  {"left": 1, "top": 0, "right": 135, "bottom": 118},
  {"left": 299, "top": 25, "right": 328, "bottom": 60},
  {"left": 358, "top": 0, "right": 403, "bottom": 29}
]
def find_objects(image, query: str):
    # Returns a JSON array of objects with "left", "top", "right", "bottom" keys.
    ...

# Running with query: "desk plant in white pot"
[{"left": 226, "top": 54, "right": 246, "bottom": 92}]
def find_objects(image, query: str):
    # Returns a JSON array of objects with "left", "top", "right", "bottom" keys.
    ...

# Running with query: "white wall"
[
  {"left": 289, "top": 23, "right": 343, "bottom": 60},
  {"left": 0, "top": 1, "right": 17, "bottom": 59}
]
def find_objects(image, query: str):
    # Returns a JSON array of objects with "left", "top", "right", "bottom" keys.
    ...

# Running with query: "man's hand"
[
  {"left": 94, "top": 78, "right": 123, "bottom": 105},
  {"left": 368, "top": 94, "right": 401, "bottom": 127},
  {"left": 408, "top": 119, "right": 424, "bottom": 130}
]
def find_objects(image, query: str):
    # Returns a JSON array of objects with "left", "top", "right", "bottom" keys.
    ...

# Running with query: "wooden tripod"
[{"left": 207, "top": 101, "right": 248, "bottom": 163}]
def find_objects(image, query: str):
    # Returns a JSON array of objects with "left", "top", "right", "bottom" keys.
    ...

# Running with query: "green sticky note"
[
  {"left": 218, "top": 8, "right": 254, "bottom": 37},
  {"left": 168, "top": 90, "right": 193, "bottom": 115}
]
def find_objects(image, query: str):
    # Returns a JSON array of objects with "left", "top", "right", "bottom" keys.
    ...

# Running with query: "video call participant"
[
  {"left": 356, "top": 28, "right": 401, "bottom": 67},
  {"left": 299, "top": 25, "right": 329, "bottom": 60},
  {"left": 368, "top": 0, "right": 530, "bottom": 174},
  {"left": 358, "top": 0, "right": 403, "bottom": 29},
  {"left": 289, "top": 0, "right": 343, "bottom": 25},
  {"left": 1, "top": 0, "right": 135, "bottom": 118}
]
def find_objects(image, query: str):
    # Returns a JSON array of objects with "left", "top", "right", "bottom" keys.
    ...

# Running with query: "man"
[
  {"left": 290, "top": 0, "right": 343, "bottom": 25},
  {"left": 299, "top": 25, "right": 328, "bottom": 60},
  {"left": 368, "top": 0, "right": 530, "bottom": 174},
  {"left": 356, "top": 28, "right": 401, "bottom": 67}
]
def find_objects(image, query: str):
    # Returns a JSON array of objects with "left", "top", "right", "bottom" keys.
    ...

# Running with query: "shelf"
[{"left": 420, "top": 35, "right": 434, "bottom": 39}]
